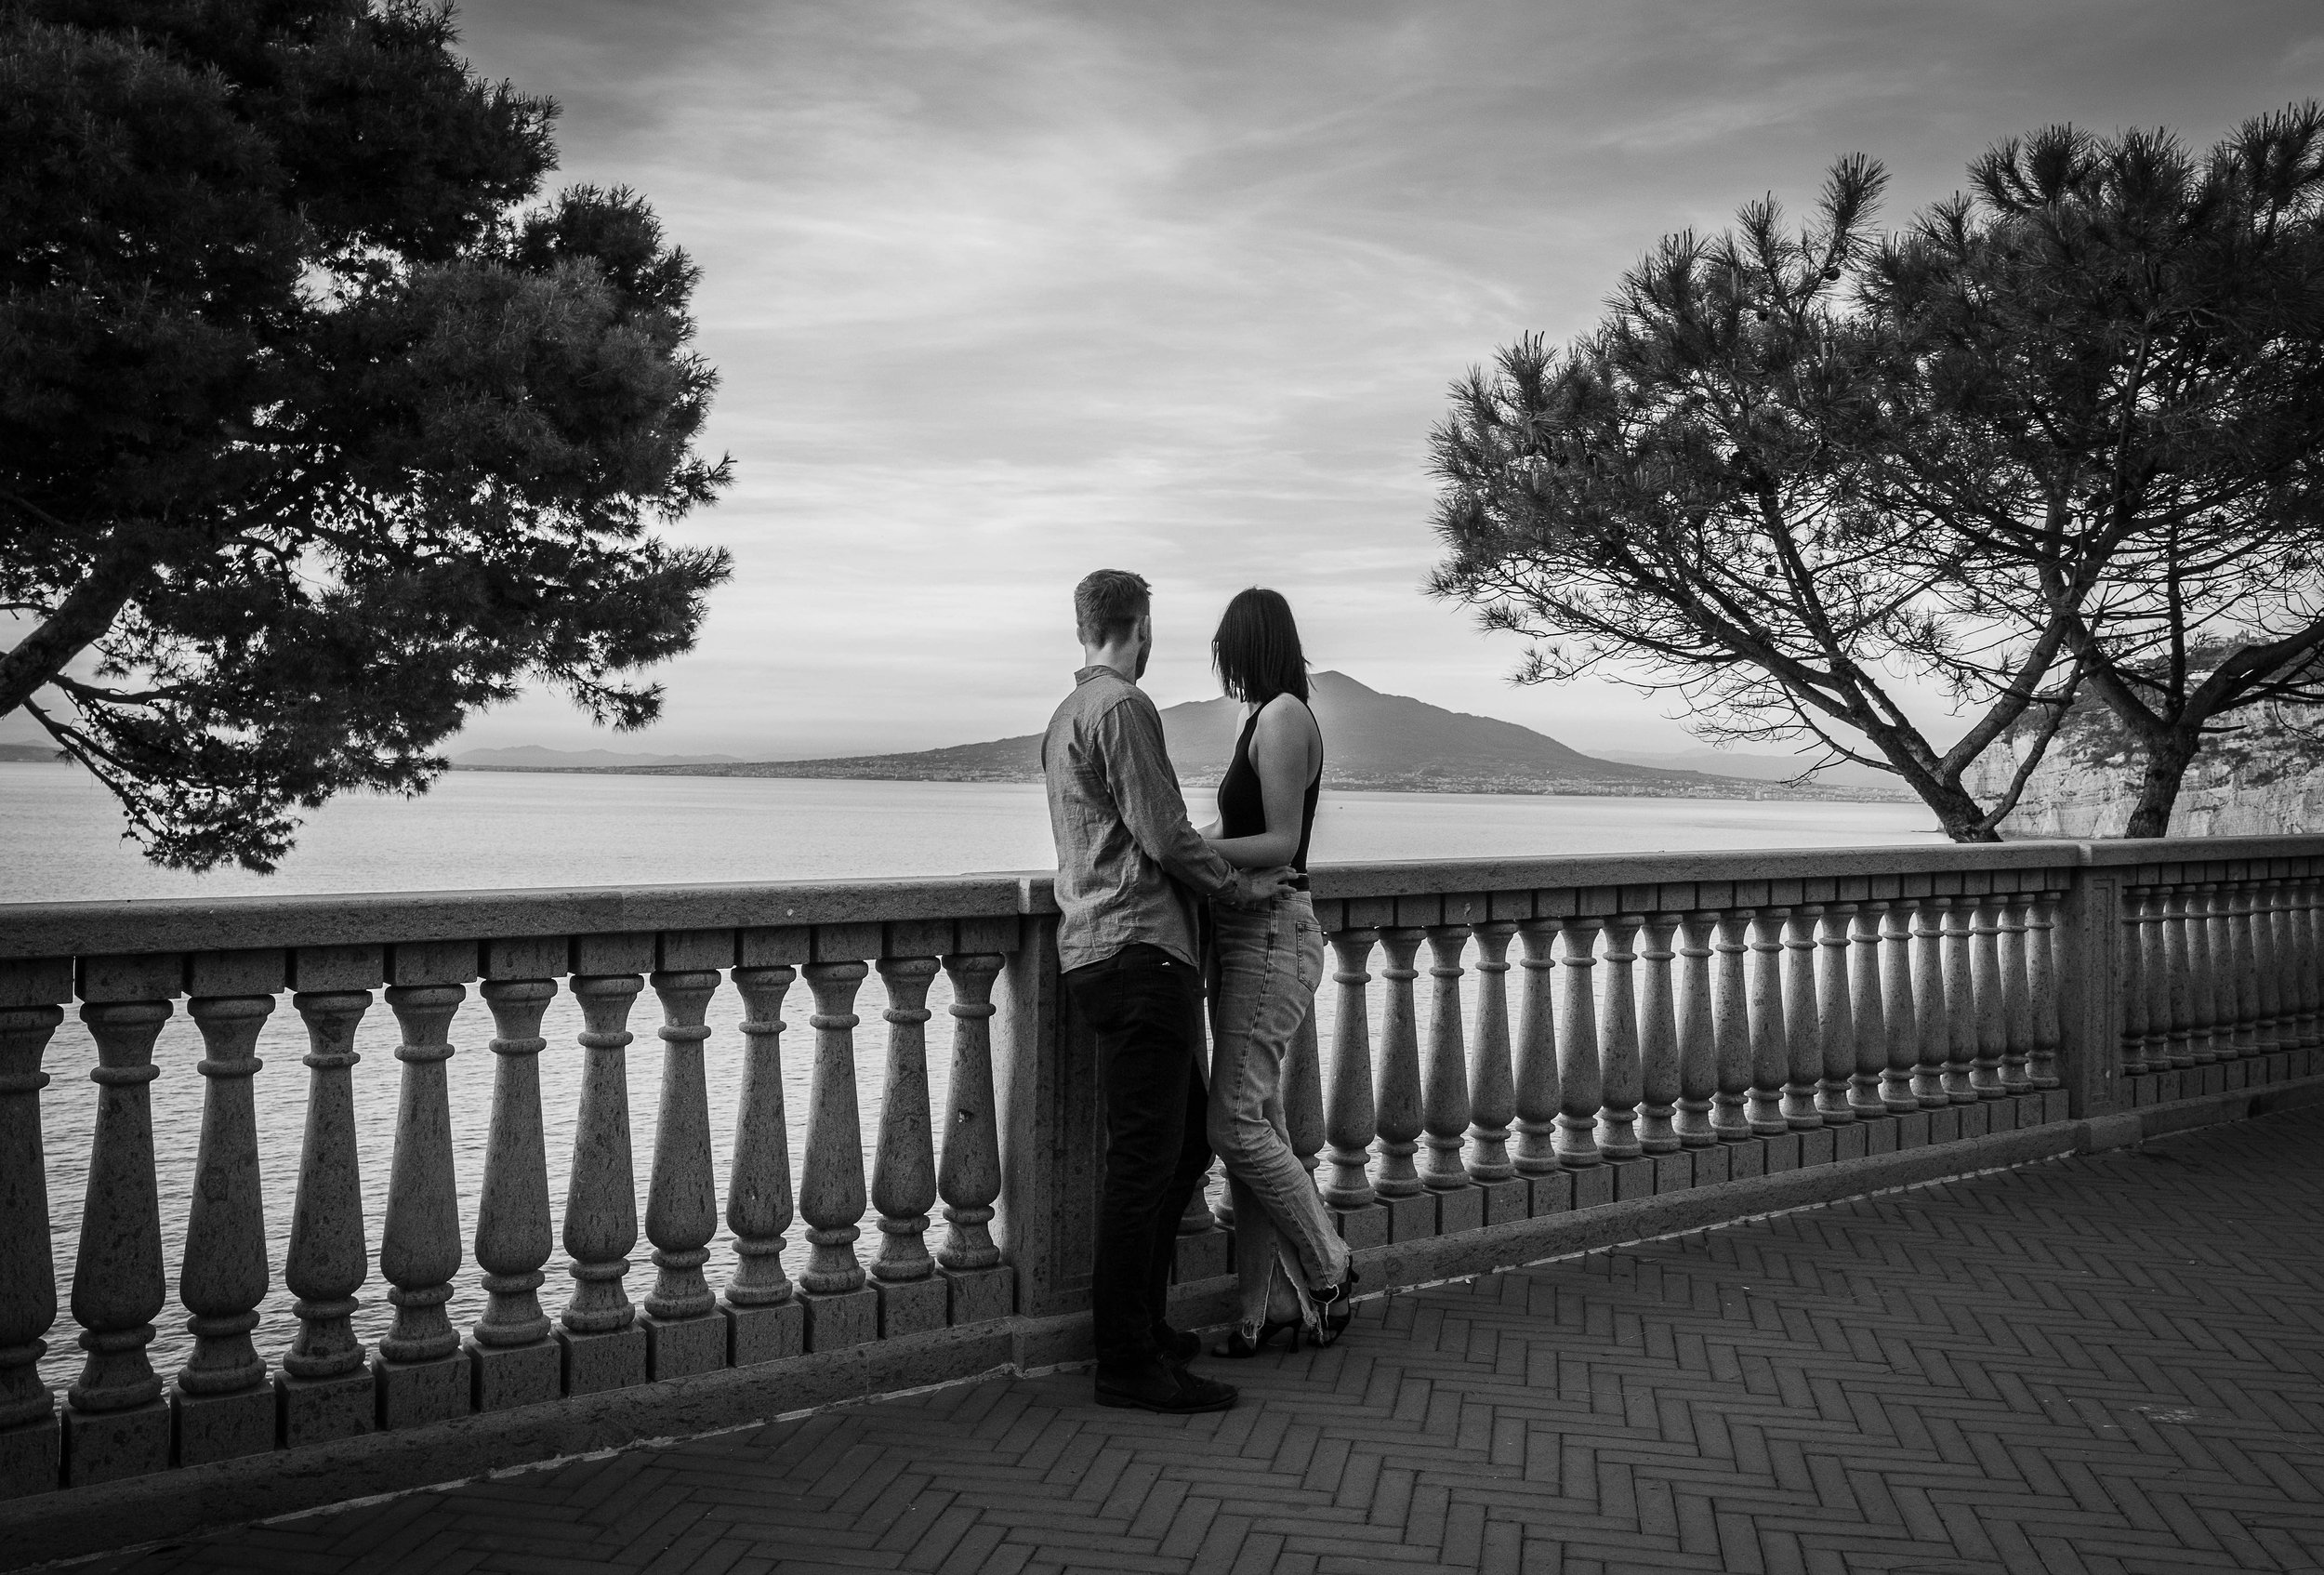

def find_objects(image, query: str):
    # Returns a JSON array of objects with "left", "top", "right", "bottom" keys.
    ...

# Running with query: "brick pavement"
[{"left": 62, "top": 1107, "right": 2324, "bottom": 1575}]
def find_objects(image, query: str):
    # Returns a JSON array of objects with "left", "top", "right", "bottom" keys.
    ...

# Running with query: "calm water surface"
[{"left": 3, "top": 762, "right": 1935, "bottom": 1384}]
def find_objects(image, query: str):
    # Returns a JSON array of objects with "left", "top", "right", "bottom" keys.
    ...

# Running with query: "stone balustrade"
[{"left": 2, "top": 838, "right": 2321, "bottom": 1523}]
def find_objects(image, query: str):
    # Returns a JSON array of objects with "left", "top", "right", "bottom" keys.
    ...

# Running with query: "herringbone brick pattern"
[{"left": 72, "top": 1109, "right": 2324, "bottom": 1575}]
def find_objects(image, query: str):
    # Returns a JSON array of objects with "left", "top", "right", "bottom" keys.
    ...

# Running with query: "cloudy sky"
[{"left": 431, "top": 0, "right": 2322, "bottom": 759}]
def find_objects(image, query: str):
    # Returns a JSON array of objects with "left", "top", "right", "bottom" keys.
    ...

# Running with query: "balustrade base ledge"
[{"left": 8, "top": 1076, "right": 2319, "bottom": 1571}]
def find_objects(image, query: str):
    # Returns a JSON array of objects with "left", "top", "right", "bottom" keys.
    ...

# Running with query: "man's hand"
[{"left": 1223, "top": 867, "right": 1299, "bottom": 909}]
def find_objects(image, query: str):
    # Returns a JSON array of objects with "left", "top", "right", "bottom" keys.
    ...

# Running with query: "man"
[{"left": 1041, "top": 569, "right": 1295, "bottom": 1414}]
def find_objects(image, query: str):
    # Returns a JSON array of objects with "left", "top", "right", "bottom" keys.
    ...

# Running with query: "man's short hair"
[{"left": 1076, "top": 569, "right": 1151, "bottom": 647}]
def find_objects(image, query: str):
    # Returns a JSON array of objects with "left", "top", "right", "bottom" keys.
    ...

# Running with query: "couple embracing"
[{"left": 1040, "top": 569, "right": 1358, "bottom": 1415}]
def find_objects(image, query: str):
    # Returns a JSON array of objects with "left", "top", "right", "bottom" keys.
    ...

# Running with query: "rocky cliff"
[{"left": 1964, "top": 695, "right": 2324, "bottom": 838}]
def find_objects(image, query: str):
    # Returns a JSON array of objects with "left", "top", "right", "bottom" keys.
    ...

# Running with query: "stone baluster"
[
  {"left": 1511, "top": 920, "right": 1564, "bottom": 1173},
  {"left": 1287, "top": 1001, "right": 1327, "bottom": 1179},
  {"left": 2310, "top": 872, "right": 2324, "bottom": 1047},
  {"left": 1465, "top": 920, "right": 1519, "bottom": 1180},
  {"left": 2028, "top": 892, "right": 2064, "bottom": 1089},
  {"left": 724, "top": 965, "right": 801, "bottom": 1363},
  {"left": 376, "top": 984, "right": 468, "bottom": 1423},
  {"left": 798, "top": 960, "right": 877, "bottom": 1347},
  {"left": 2228, "top": 880, "right": 2260, "bottom": 1057},
  {"left": 2188, "top": 882, "right": 2221, "bottom": 1064},
  {"left": 640, "top": 969, "right": 723, "bottom": 1378},
  {"left": 937, "top": 954, "right": 1007, "bottom": 1270},
  {"left": 869, "top": 957, "right": 947, "bottom": 1338},
  {"left": 1419, "top": 926, "right": 1473, "bottom": 1192},
  {"left": 2119, "top": 888, "right": 2155, "bottom": 1076},
  {"left": 1744, "top": 908, "right": 1789, "bottom": 1134},
  {"left": 57, "top": 1000, "right": 182, "bottom": 1478},
  {"left": 63, "top": 999, "right": 174, "bottom": 1480},
  {"left": 1636, "top": 914, "right": 1682, "bottom": 1153},
  {"left": 2293, "top": 875, "right": 2321, "bottom": 1050},
  {"left": 1909, "top": 898, "right": 1950, "bottom": 1106},
  {"left": 1672, "top": 912, "right": 1719, "bottom": 1146},
  {"left": 1847, "top": 903, "right": 1889, "bottom": 1117},
  {"left": 280, "top": 989, "right": 374, "bottom": 1441},
  {"left": 2134, "top": 887, "right": 2170, "bottom": 1072},
  {"left": 2161, "top": 884, "right": 2196, "bottom": 1068},
  {"left": 2291, "top": 876, "right": 2316, "bottom": 1051},
  {"left": 2259, "top": 882, "right": 2296, "bottom": 1054},
  {"left": 1816, "top": 904, "right": 1855, "bottom": 1122},
  {"left": 1711, "top": 909, "right": 1753, "bottom": 1140},
  {"left": 0, "top": 1002, "right": 62, "bottom": 1489},
  {"left": 173, "top": 996, "right": 273, "bottom": 1461},
  {"left": 2250, "top": 880, "right": 2280, "bottom": 1053},
  {"left": 1553, "top": 914, "right": 1604, "bottom": 1167},
  {"left": 2299, "top": 874, "right": 2323, "bottom": 1048},
  {"left": 560, "top": 974, "right": 644, "bottom": 1389},
  {"left": 2212, "top": 880, "right": 2242, "bottom": 1057},
  {"left": 2243, "top": 878, "right": 2269, "bottom": 1053},
  {"left": 1880, "top": 901, "right": 1920, "bottom": 1111},
  {"left": 469, "top": 978, "right": 559, "bottom": 1409},
  {"left": 1969, "top": 898, "right": 2006, "bottom": 1099},
  {"left": 1595, "top": 913, "right": 1644, "bottom": 1162},
  {"left": 1779, "top": 906, "right": 1821, "bottom": 1129},
  {"left": 2000, "top": 896, "right": 2035, "bottom": 1093},
  {"left": 1320, "top": 931, "right": 1380, "bottom": 1207},
  {"left": 1372, "top": 929, "right": 1427, "bottom": 1198},
  {"left": 1940, "top": 900, "right": 1977, "bottom": 1104},
  {"left": 2211, "top": 880, "right": 2240, "bottom": 1060}
]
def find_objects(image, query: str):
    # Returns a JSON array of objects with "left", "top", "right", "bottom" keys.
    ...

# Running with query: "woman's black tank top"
[{"left": 1217, "top": 700, "right": 1323, "bottom": 871}]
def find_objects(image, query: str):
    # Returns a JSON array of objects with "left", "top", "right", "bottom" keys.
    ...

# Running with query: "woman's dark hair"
[{"left": 1211, "top": 587, "right": 1309, "bottom": 706}]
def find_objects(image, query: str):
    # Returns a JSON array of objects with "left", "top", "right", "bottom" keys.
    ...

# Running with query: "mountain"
[
  {"left": 1592, "top": 747, "right": 1903, "bottom": 790},
  {"left": 603, "top": 671, "right": 1902, "bottom": 801},
  {"left": 454, "top": 746, "right": 743, "bottom": 771},
  {"left": 0, "top": 743, "right": 65, "bottom": 763}
]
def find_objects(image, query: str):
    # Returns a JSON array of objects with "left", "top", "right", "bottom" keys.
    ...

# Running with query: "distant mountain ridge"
[{"left": 502, "top": 671, "right": 1902, "bottom": 801}]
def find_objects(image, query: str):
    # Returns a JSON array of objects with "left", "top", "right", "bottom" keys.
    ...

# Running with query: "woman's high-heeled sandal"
[{"left": 1310, "top": 1265, "right": 1360, "bottom": 1346}]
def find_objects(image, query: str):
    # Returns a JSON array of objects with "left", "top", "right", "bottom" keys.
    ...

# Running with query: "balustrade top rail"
[{"left": 7, "top": 835, "right": 2320, "bottom": 966}]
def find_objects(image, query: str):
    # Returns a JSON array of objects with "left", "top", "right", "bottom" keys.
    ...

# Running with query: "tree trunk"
[
  {"left": 0, "top": 542, "right": 153, "bottom": 718},
  {"left": 1870, "top": 740, "right": 2006, "bottom": 844},
  {"left": 2123, "top": 728, "right": 2201, "bottom": 840},
  {"left": 1928, "top": 789, "right": 2006, "bottom": 844}
]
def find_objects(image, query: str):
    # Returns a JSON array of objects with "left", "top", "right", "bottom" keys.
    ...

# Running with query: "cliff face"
[{"left": 1964, "top": 696, "right": 2324, "bottom": 839}]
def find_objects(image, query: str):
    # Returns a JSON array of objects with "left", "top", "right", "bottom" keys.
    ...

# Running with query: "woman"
[{"left": 1198, "top": 588, "right": 1357, "bottom": 1355}]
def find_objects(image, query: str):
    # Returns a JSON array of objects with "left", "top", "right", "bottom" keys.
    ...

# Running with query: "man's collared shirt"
[{"left": 1042, "top": 664, "right": 1236, "bottom": 973}]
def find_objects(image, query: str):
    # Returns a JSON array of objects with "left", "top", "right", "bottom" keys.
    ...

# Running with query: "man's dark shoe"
[
  {"left": 1094, "top": 1360, "right": 1236, "bottom": 1413},
  {"left": 1152, "top": 1324, "right": 1201, "bottom": 1364}
]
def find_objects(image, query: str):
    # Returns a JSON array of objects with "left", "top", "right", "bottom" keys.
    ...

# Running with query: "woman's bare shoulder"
[{"left": 1254, "top": 692, "right": 1322, "bottom": 747}]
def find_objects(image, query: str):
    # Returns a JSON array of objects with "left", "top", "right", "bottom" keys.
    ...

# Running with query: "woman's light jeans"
[{"left": 1206, "top": 890, "right": 1351, "bottom": 1337}]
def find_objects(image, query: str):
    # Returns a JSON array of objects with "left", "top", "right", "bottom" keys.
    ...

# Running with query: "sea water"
[{"left": 2, "top": 762, "right": 1935, "bottom": 1383}]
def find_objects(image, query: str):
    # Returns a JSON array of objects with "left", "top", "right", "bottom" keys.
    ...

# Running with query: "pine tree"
[
  {"left": 1432, "top": 106, "right": 2324, "bottom": 840},
  {"left": 0, "top": 0, "right": 733, "bottom": 869}
]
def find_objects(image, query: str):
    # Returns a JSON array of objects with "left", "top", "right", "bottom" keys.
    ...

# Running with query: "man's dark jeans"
[{"left": 1063, "top": 942, "right": 1213, "bottom": 1373}]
